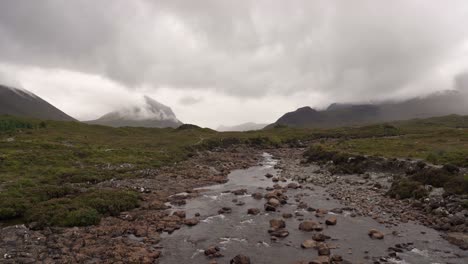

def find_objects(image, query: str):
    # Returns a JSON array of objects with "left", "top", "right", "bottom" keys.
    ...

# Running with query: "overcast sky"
[{"left": 1, "top": 0, "right": 468, "bottom": 128}]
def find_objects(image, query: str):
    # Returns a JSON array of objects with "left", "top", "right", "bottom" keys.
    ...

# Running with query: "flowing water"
[{"left": 160, "top": 153, "right": 467, "bottom": 263}]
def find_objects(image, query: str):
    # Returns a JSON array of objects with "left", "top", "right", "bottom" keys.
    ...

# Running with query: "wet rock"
[
  {"left": 282, "top": 213, "right": 293, "bottom": 219},
  {"left": 269, "top": 219, "right": 286, "bottom": 230},
  {"left": 251, "top": 192, "right": 263, "bottom": 200},
  {"left": 312, "top": 233, "right": 330, "bottom": 242},
  {"left": 298, "top": 221, "right": 318, "bottom": 231},
  {"left": 443, "top": 232, "right": 468, "bottom": 250},
  {"left": 205, "top": 246, "right": 223, "bottom": 258},
  {"left": 265, "top": 173, "right": 274, "bottom": 178},
  {"left": 267, "top": 198, "right": 281, "bottom": 207},
  {"left": 272, "top": 177, "right": 279, "bottom": 182},
  {"left": 230, "top": 254, "right": 251, "bottom": 264},
  {"left": 310, "top": 256, "right": 330, "bottom": 264},
  {"left": 331, "top": 255, "right": 343, "bottom": 261},
  {"left": 172, "top": 210, "right": 186, "bottom": 219},
  {"left": 368, "top": 229, "right": 384, "bottom": 239},
  {"left": 232, "top": 189, "right": 248, "bottom": 195},
  {"left": 325, "top": 216, "right": 337, "bottom": 226},
  {"left": 264, "top": 204, "right": 277, "bottom": 212},
  {"left": 247, "top": 208, "right": 260, "bottom": 215},
  {"left": 184, "top": 218, "right": 199, "bottom": 226},
  {"left": 218, "top": 207, "right": 232, "bottom": 214},
  {"left": 269, "top": 229, "right": 290, "bottom": 238},
  {"left": 317, "top": 244, "right": 331, "bottom": 255},
  {"left": 301, "top": 239, "right": 318, "bottom": 249}
]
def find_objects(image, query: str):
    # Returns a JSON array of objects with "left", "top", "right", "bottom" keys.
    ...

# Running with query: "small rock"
[
  {"left": 218, "top": 207, "right": 232, "bottom": 214},
  {"left": 299, "top": 221, "right": 318, "bottom": 231},
  {"left": 317, "top": 244, "right": 331, "bottom": 256},
  {"left": 368, "top": 229, "right": 384, "bottom": 239},
  {"left": 184, "top": 218, "right": 199, "bottom": 226},
  {"left": 230, "top": 254, "right": 251, "bottom": 264},
  {"left": 325, "top": 216, "right": 337, "bottom": 226},
  {"left": 247, "top": 208, "right": 260, "bottom": 215},
  {"left": 301, "top": 239, "right": 318, "bottom": 249},
  {"left": 312, "top": 233, "right": 330, "bottom": 242},
  {"left": 251, "top": 192, "right": 263, "bottom": 200},
  {"left": 270, "top": 219, "right": 286, "bottom": 230},
  {"left": 172, "top": 210, "right": 186, "bottom": 218},
  {"left": 282, "top": 213, "right": 293, "bottom": 219}
]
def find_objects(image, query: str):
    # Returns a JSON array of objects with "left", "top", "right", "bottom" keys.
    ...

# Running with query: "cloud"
[
  {"left": 1, "top": 0, "right": 468, "bottom": 100},
  {"left": 1, "top": 1, "right": 468, "bottom": 127},
  {"left": 179, "top": 96, "right": 203, "bottom": 105}
]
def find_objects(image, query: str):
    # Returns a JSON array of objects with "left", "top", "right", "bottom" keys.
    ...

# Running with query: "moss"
[{"left": 388, "top": 179, "right": 428, "bottom": 199}]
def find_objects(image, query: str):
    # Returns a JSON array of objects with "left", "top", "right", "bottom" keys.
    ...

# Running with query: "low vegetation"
[{"left": 0, "top": 114, "right": 467, "bottom": 227}]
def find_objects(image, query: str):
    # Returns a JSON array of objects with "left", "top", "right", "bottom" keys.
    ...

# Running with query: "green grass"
[{"left": 0, "top": 114, "right": 467, "bottom": 226}]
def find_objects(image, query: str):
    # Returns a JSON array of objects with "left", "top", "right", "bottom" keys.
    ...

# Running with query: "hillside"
[{"left": 0, "top": 85, "right": 75, "bottom": 121}]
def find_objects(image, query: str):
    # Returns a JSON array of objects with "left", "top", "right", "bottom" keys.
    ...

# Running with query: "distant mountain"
[
  {"left": 86, "top": 96, "right": 183, "bottom": 128},
  {"left": 0, "top": 84, "right": 75, "bottom": 121},
  {"left": 217, "top": 122, "right": 267, "bottom": 132},
  {"left": 267, "top": 90, "right": 468, "bottom": 128}
]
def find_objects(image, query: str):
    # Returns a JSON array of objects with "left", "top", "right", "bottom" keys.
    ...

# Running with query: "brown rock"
[
  {"left": 317, "top": 244, "right": 331, "bottom": 256},
  {"left": 325, "top": 216, "right": 337, "bottom": 226},
  {"left": 184, "top": 218, "right": 199, "bottom": 226},
  {"left": 368, "top": 229, "right": 384, "bottom": 239},
  {"left": 247, "top": 208, "right": 261, "bottom": 215},
  {"left": 282, "top": 213, "right": 293, "bottom": 219},
  {"left": 172, "top": 210, "right": 186, "bottom": 219},
  {"left": 269, "top": 229, "right": 289, "bottom": 238},
  {"left": 298, "top": 221, "right": 318, "bottom": 231},
  {"left": 265, "top": 173, "right": 274, "bottom": 178},
  {"left": 312, "top": 233, "right": 330, "bottom": 242},
  {"left": 251, "top": 192, "right": 263, "bottom": 200},
  {"left": 232, "top": 189, "right": 248, "bottom": 195},
  {"left": 204, "top": 246, "right": 223, "bottom": 258},
  {"left": 310, "top": 255, "right": 330, "bottom": 264},
  {"left": 269, "top": 219, "right": 286, "bottom": 230},
  {"left": 287, "top": 182, "right": 299, "bottom": 189},
  {"left": 301, "top": 239, "right": 318, "bottom": 249},
  {"left": 230, "top": 254, "right": 251, "bottom": 264}
]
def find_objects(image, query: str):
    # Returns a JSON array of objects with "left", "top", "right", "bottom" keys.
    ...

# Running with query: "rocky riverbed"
[{"left": 1, "top": 147, "right": 467, "bottom": 263}]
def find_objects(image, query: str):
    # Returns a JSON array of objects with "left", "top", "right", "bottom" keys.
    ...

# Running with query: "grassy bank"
[{"left": 0, "top": 114, "right": 467, "bottom": 227}]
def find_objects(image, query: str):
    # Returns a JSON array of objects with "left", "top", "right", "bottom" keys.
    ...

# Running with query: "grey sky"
[{"left": 1, "top": 0, "right": 468, "bottom": 128}]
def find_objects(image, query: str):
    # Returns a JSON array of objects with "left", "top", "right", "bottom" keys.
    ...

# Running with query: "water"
[{"left": 159, "top": 153, "right": 467, "bottom": 263}]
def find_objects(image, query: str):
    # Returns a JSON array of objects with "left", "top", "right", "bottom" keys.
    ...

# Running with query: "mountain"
[
  {"left": 0, "top": 84, "right": 75, "bottom": 121},
  {"left": 86, "top": 96, "right": 183, "bottom": 128},
  {"left": 217, "top": 122, "right": 267, "bottom": 132},
  {"left": 268, "top": 90, "right": 468, "bottom": 128}
]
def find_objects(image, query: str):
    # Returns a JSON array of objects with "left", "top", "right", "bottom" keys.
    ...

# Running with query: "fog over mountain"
[
  {"left": 268, "top": 87, "right": 468, "bottom": 128},
  {"left": 86, "top": 96, "right": 182, "bottom": 128},
  {"left": 1, "top": 1, "right": 468, "bottom": 128},
  {"left": 217, "top": 122, "right": 267, "bottom": 132}
]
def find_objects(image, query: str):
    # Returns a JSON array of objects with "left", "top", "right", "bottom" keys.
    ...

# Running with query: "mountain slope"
[
  {"left": 0, "top": 84, "right": 75, "bottom": 121},
  {"left": 268, "top": 90, "right": 468, "bottom": 128},
  {"left": 86, "top": 96, "right": 183, "bottom": 128}
]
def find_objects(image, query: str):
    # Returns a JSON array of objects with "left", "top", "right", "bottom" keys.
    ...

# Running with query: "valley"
[{"left": 0, "top": 115, "right": 466, "bottom": 263}]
